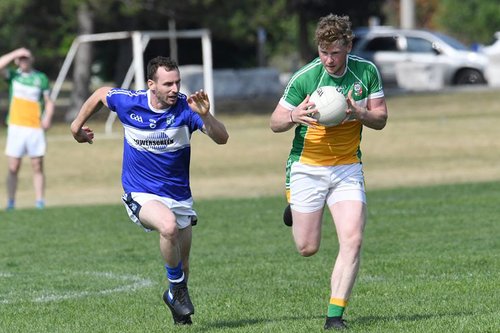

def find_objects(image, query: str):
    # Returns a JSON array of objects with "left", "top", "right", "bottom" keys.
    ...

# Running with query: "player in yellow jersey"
[
  {"left": 0, "top": 48, "right": 55, "bottom": 210},
  {"left": 270, "top": 14, "right": 388, "bottom": 330}
]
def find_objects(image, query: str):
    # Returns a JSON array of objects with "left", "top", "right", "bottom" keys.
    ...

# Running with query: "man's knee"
[
  {"left": 158, "top": 219, "right": 179, "bottom": 240},
  {"left": 31, "top": 162, "right": 44, "bottom": 174},
  {"left": 340, "top": 235, "right": 363, "bottom": 258},
  {"left": 8, "top": 161, "right": 21, "bottom": 174},
  {"left": 296, "top": 243, "right": 320, "bottom": 257}
]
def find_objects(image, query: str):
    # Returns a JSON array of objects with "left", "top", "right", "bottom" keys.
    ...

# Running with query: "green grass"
[
  {"left": 2, "top": 89, "right": 499, "bottom": 208},
  {"left": 0, "top": 181, "right": 499, "bottom": 332}
]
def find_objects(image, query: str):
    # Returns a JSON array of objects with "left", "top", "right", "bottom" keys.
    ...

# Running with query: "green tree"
[
  {"left": 434, "top": 0, "right": 500, "bottom": 45},
  {"left": 64, "top": 1, "right": 95, "bottom": 121},
  {"left": 287, "top": 0, "right": 386, "bottom": 66},
  {"left": 0, "top": 0, "right": 393, "bottom": 119},
  {"left": 0, "top": 1, "right": 67, "bottom": 75}
]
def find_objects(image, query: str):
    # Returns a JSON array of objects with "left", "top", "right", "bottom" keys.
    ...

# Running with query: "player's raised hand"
[
  {"left": 14, "top": 47, "right": 31, "bottom": 59},
  {"left": 187, "top": 90, "right": 210, "bottom": 116},
  {"left": 72, "top": 126, "right": 95, "bottom": 144}
]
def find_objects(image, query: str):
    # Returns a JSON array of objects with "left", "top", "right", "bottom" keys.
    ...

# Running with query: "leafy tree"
[
  {"left": 0, "top": 0, "right": 392, "bottom": 120},
  {"left": 64, "top": 1, "right": 95, "bottom": 121},
  {"left": 287, "top": 0, "right": 386, "bottom": 65},
  {"left": 0, "top": 1, "right": 66, "bottom": 75},
  {"left": 434, "top": 0, "right": 500, "bottom": 45}
]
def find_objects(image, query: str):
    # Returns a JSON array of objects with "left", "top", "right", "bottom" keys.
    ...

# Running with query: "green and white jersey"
[
  {"left": 6, "top": 68, "right": 50, "bottom": 128},
  {"left": 280, "top": 55, "right": 384, "bottom": 167}
]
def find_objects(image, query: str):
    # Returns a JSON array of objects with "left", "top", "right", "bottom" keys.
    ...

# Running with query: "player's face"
[
  {"left": 148, "top": 66, "right": 181, "bottom": 108},
  {"left": 318, "top": 41, "right": 352, "bottom": 76},
  {"left": 15, "top": 56, "right": 33, "bottom": 72}
]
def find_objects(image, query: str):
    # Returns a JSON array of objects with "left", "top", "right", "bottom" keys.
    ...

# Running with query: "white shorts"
[
  {"left": 289, "top": 162, "right": 366, "bottom": 213},
  {"left": 122, "top": 192, "right": 197, "bottom": 231},
  {"left": 5, "top": 125, "right": 46, "bottom": 158}
]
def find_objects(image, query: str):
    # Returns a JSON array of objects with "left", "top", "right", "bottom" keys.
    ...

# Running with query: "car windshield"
[{"left": 432, "top": 32, "right": 468, "bottom": 51}]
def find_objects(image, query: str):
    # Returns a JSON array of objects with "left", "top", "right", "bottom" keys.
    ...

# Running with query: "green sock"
[
  {"left": 327, "top": 297, "right": 347, "bottom": 317},
  {"left": 327, "top": 304, "right": 345, "bottom": 317}
]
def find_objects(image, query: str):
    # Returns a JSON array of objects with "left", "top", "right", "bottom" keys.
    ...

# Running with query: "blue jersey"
[{"left": 106, "top": 89, "right": 204, "bottom": 201}]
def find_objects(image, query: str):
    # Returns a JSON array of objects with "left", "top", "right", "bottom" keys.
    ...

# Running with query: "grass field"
[
  {"left": 0, "top": 181, "right": 499, "bottom": 332},
  {"left": 0, "top": 88, "right": 499, "bottom": 332},
  {"left": 0, "top": 88, "right": 499, "bottom": 208}
]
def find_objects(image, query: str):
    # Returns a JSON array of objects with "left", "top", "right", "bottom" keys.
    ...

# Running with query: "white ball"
[{"left": 309, "top": 86, "right": 347, "bottom": 127}]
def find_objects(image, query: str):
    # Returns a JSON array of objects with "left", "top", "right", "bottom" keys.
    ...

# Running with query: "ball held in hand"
[{"left": 309, "top": 86, "right": 347, "bottom": 127}]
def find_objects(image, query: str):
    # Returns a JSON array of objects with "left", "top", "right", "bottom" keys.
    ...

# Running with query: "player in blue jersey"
[{"left": 70, "top": 56, "right": 229, "bottom": 325}]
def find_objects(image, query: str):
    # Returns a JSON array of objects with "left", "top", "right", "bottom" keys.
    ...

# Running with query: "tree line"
[
  {"left": 2, "top": 0, "right": 497, "bottom": 76},
  {"left": 0, "top": 0, "right": 498, "bottom": 119}
]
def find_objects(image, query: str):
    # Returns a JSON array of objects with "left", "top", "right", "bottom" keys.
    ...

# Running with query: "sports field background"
[
  {"left": 0, "top": 88, "right": 499, "bottom": 332},
  {"left": 0, "top": 88, "right": 498, "bottom": 209},
  {"left": 1, "top": 180, "right": 498, "bottom": 332}
]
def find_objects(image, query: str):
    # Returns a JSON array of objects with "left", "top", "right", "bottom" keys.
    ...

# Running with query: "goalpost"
[{"left": 50, "top": 29, "right": 214, "bottom": 134}]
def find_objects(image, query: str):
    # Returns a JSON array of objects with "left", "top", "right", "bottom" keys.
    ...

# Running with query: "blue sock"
[
  {"left": 165, "top": 262, "right": 184, "bottom": 283},
  {"left": 6, "top": 199, "right": 15, "bottom": 210},
  {"left": 165, "top": 262, "right": 185, "bottom": 303}
]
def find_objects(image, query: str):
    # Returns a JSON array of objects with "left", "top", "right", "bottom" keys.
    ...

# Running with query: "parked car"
[
  {"left": 482, "top": 31, "right": 500, "bottom": 56},
  {"left": 481, "top": 31, "right": 500, "bottom": 87},
  {"left": 351, "top": 27, "right": 488, "bottom": 86}
]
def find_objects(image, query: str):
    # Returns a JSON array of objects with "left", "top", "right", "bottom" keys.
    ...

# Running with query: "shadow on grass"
[
  {"left": 182, "top": 310, "right": 478, "bottom": 331},
  {"left": 186, "top": 314, "right": 324, "bottom": 331},
  {"left": 354, "top": 310, "right": 474, "bottom": 325}
]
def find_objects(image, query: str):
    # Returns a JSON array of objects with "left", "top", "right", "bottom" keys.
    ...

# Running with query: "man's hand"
[
  {"left": 72, "top": 126, "right": 95, "bottom": 144},
  {"left": 41, "top": 116, "right": 52, "bottom": 130},
  {"left": 290, "top": 94, "right": 318, "bottom": 127},
  {"left": 187, "top": 90, "right": 210, "bottom": 116},
  {"left": 345, "top": 89, "right": 364, "bottom": 122},
  {"left": 15, "top": 48, "right": 32, "bottom": 59}
]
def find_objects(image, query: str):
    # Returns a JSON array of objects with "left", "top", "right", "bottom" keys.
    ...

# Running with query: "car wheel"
[{"left": 454, "top": 69, "right": 486, "bottom": 85}]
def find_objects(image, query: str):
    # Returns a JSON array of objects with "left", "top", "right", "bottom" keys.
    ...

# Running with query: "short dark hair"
[{"left": 147, "top": 56, "right": 179, "bottom": 81}]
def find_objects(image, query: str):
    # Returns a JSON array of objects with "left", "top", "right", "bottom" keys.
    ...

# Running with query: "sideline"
[{"left": 0, "top": 271, "right": 154, "bottom": 304}]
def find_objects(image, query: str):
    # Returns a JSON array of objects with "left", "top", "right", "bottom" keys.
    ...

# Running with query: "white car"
[
  {"left": 482, "top": 31, "right": 500, "bottom": 55},
  {"left": 351, "top": 27, "right": 488, "bottom": 86},
  {"left": 481, "top": 31, "right": 500, "bottom": 86}
]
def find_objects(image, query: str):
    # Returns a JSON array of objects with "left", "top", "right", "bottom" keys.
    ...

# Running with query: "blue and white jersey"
[{"left": 106, "top": 88, "right": 204, "bottom": 201}]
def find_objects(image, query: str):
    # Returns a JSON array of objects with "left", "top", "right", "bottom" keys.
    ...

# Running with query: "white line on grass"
[{"left": 0, "top": 271, "right": 154, "bottom": 304}]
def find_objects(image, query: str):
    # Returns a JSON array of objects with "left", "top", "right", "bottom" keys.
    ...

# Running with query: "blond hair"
[{"left": 315, "top": 14, "right": 354, "bottom": 48}]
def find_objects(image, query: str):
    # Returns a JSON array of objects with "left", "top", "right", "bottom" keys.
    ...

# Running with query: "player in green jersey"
[
  {"left": 270, "top": 14, "right": 388, "bottom": 330},
  {"left": 0, "top": 48, "right": 54, "bottom": 210}
]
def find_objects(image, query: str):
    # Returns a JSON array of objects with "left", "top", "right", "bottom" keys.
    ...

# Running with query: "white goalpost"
[{"left": 50, "top": 29, "right": 214, "bottom": 134}]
